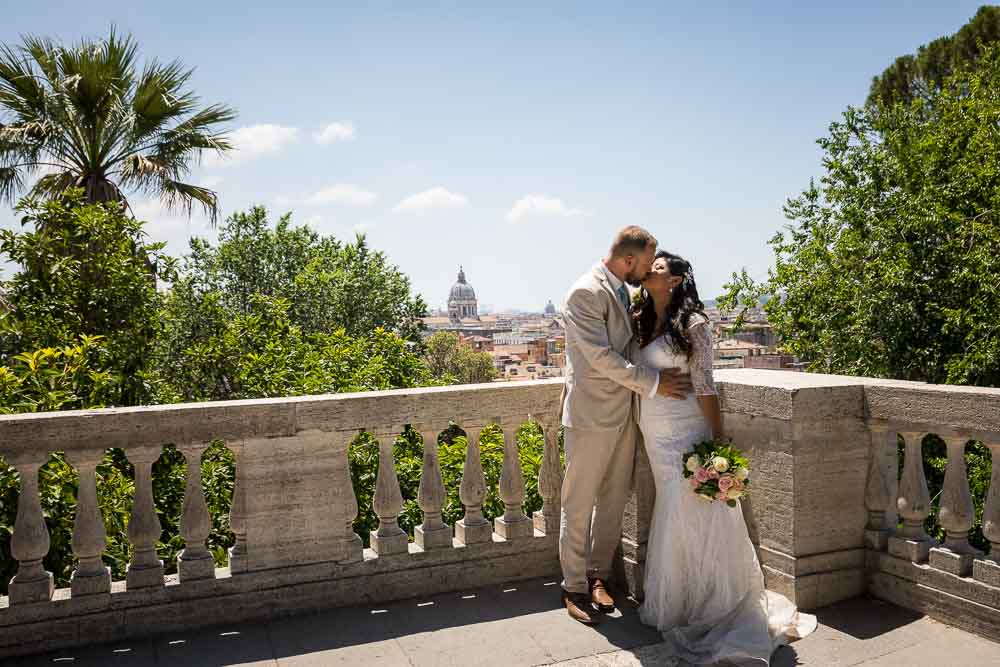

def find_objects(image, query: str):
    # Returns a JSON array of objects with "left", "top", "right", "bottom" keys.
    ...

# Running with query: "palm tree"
[{"left": 0, "top": 28, "right": 236, "bottom": 222}]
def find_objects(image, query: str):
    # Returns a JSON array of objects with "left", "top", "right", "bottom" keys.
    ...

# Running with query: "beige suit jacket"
[{"left": 560, "top": 264, "right": 658, "bottom": 431}]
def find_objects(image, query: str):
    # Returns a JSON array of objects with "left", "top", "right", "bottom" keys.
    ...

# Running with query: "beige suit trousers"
[{"left": 559, "top": 418, "right": 638, "bottom": 594}]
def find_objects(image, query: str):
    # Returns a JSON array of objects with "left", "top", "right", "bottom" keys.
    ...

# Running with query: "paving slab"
[
  {"left": 9, "top": 581, "right": 1000, "bottom": 666},
  {"left": 547, "top": 596, "right": 1000, "bottom": 666}
]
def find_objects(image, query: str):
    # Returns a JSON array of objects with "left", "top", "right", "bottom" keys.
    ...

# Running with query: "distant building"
[
  {"left": 544, "top": 300, "right": 557, "bottom": 316},
  {"left": 743, "top": 351, "right": 802, "bottom": 371},
  {"left": 448, "top": 267, "right": 479, "bottom": 323},
  {"left": 462, "top": 335, "right": 494, "bottom": 353}
]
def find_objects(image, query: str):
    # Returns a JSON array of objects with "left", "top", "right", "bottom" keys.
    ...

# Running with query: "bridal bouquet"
[{"left": 682, "top": 440, "right": 750, "bottom": 507}]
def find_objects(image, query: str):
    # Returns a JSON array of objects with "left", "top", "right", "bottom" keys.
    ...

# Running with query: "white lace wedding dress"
[{"left": 637, "top": 316, "right": 816, "bottom": 665}]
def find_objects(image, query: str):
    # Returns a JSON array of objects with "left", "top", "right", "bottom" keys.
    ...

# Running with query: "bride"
[{"left": 633, "top": 250, "right": 816, "bottom": 665}]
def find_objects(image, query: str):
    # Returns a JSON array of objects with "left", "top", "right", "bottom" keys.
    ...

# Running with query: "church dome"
[
  {"left": 448, "top": 266, "right": 480, "bottom": 322},
  {"left": 449, "top": 267, "right": 477, "bottom": 301}
]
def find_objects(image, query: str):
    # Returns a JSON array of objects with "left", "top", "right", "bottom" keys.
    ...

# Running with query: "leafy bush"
[{"left": 0, "top": 193, "right": 176, "bottom": 407}]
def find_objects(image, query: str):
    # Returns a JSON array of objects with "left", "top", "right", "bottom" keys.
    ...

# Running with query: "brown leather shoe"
[
  {"left": 589, "top": 578, "right": 615, "bottom": 612},
  {"left": 563, "top": 590, "right": 599, "bottom": 624}
]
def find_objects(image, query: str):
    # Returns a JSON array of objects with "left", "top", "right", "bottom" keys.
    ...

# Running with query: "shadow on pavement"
[
  {"left": 810, "top": 595, "right": 922, "bottom": 640},
  {"left": 13, "top": 576, "right": 664, "bottom": 667}
]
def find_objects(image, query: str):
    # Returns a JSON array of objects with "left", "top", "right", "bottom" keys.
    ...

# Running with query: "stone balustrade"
[
  {"left": 862, "top": 381, "right": 1000, "bottom": 638},
  {"left": 1, "top": 370, "right": 999, "bottom": 659},
  {"left": 0, "top": 380, "right": 563, "bottom": 659}
]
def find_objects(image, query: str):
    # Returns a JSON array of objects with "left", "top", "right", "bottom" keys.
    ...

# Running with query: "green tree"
[
  {"left": 174, "top": 207, "right": 427, "bottom": 342},
  {"left": 723, "top": 45, "right": 1000, "bottom": 387},
  {"left": 155, "top": 292, "right": 434, "bottom": 402},
  {"left": 424, "top": 331, "right": 498, "bottom": 385},
  {"left": 0, "top": 192, "right": 176, "bottom": 405},
  {"left": 868, "top": 6, "right": 1000, "bottom": 108},
  {"left": 0, "top": 28, "right": 235, "bottom": 219}
]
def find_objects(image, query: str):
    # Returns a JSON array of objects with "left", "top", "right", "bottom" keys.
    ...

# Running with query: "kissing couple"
[{"left": 558, "top": 226, "right": 816, "bottom": 665}]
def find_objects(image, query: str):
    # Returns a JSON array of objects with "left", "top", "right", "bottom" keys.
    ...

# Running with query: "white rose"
[
  {"left": 711, "top": 456, "right": 730, "bottom": 473},
  {"left": 726, "top": 488, "right": 743, "bottom": 500},
  {"left": 734, "top": 466, "right": 749, "bottom": 481},
  {"left": 685, "top": 456, "right": 701, "bottom": 473}
]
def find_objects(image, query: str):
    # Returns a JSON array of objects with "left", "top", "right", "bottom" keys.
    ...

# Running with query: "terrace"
[{"left": 2, "top": 370, "right": 1000, "bottom": 665}]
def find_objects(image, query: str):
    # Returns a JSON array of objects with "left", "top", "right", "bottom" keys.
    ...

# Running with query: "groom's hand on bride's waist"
[{"left": 656, "top": 368, "right": 693, "bottom": 399}]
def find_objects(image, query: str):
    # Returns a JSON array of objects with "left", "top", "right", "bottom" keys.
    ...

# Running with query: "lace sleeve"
[{"left": 688, "top": 318, "right": 717, "bottom": 396}]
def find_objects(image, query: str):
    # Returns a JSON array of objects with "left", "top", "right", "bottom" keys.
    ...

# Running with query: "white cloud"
[
  {"left": 314, "top": 122, "right": 356, "bottom": 144},
  {"left": 305, "top": 184, "right": 377, "bottom": 206},
  {"left": 392, "top": 187, "right": 468, "bottom": 214},
  {"left": 505, "top": 194, "right": 588, "bottom": 224},
  {"left": 205, "top": 124, "right": 299, "bottom": 167}
]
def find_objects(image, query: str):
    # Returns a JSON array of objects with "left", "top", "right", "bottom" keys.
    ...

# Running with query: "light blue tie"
[{"left": 617, "top": 284, "right": 630, "bottom": 310}]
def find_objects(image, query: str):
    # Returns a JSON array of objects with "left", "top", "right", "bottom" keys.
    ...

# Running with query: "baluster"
[
  {"left": 126, "top": 446, "right": 165, "bottom": 589},
  {"left": 455, "top": 427, "right": 492, "bottom": 545},
  {"left": 178, "top": 442, "right": 215, "bottom": 581},
  {"left": 929, "top": 436, "right": 982, "bottom": 576},
  {"left": 973, "top": 440, "right": 1000, "bottom": 587},
  {"left": 415, "top": 429, "right": 452, "bottom": 550},
  {"left": 338, "top": 433, "right": 363, "bottom": 562},
  {"left": 888, "top": 431, "right": 934, "bottom": 563},
  {"left": 863, "top": 426, "right": 892, "bottom": 551},
  {"left": 533, "top": 420, "right": 563, "bottom": 536},
  {"left": 7, "top": 456, "right": 54, "bottom": 604},
  {"left": 495, "top": 419, "right": 532, "bottom": 540},
  {"left": 370, "top": 434, "right": 408, "bottom": 556},
  {"left": 66, "top": 452, "right": 111, "bottom": 597},
  {"left": 227, "top": 440, "right": 248, "bottom": 574}
]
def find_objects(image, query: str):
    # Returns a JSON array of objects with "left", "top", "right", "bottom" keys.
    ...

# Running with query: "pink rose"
[
  {"left": 689, "top": 478, "right": 700, "bottom": 489},
  {"left": 718, "top": 475, "right": 734, "bottom": 492},
  {"left": 708, "top": 469, "right": 719, "bottom": 480},
  {"left": 694, "top": 468, "right": 710, "bottom": 483}
]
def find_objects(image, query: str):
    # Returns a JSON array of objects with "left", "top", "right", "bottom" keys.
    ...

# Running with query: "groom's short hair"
[{"left": 609, "top": 226, "right": 657, "bottom": 259}]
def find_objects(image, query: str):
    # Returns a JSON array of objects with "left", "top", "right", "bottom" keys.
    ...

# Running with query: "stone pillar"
[
  {"left": 494, "top": 421, "right": 532, "bottom": 540},
  {"left": 863, "top": 426, "right": 893, "bottom": 552},
  {"left": 929, "top": 436, "right": 982, "bottom": 576},
  {"left": 177, "top": 442, "right": 216, "bottom": 581},
  {"left": 888, "top": 432, "right": 935, "bottom": 563},
  {"left": 532, "top": 421, "right": 562, "bottom": 536},
  {"left": 973, "top": 440, "right": 1000, "bottom": 587},
  {"left": 455, "top": 427, "right": 492, "bottom": 545},
  {"left": 370, "top": 435, "right": 408, "bottom": 556},
  {"left": 66, "top": 452, "right": 111, "bottom": 597},
  {"left": 227, "top": 440, "right": 248, "bottom": 574},
  {"left": 415, "top": 429, "right": 452, "bottom": 550},
  {"left": 7, "top": 456, "right": 54, "bottom": 604},
  {"left": 126, "top": 446, "right": 165, "bottom": 589}
]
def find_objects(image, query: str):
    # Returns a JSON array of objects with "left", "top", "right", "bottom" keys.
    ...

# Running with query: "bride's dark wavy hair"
[{"left": 632, "top": 250, "right": 706, "bottom": 356}]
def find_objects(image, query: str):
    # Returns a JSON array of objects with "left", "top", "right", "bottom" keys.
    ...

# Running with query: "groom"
[{"left": 559, "top": 226, "right": 692, "bottom": 624}]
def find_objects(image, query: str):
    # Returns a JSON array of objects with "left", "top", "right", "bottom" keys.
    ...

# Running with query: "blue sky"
[{"left": 1, "top": 2, "right": 988, "bottom": 311}]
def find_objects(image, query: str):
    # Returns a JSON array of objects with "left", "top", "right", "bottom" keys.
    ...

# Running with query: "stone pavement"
[{"left": 9, "top": 577, "right": 1000, "bottom": 666}]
